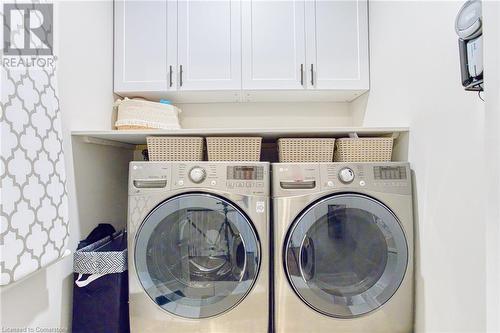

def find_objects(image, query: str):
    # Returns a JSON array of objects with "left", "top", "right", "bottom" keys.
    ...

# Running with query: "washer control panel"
[
  {"left": 274, "top": 164, "right": 320, "bottom": 191},
  {"left": 174, "top": 163, "right": 267, "bottom": 195},
  {"left": 272, "top": 162, "right": 411, "bottom": 197},
  {"left": 129, "top": 162, "right": 269, "bottom": 196},
  {"left": 373, "top": 165, "right": 408, "bottom": 180},
  {"left": 225, "top": 165, "right": 265, "bottom": 190},
  {"left": 320, "top": 163, "right": 410, "bottom": 193},
  {"left": 227, "top": 165, "right": 264, "bottom": 180},
  {"left": 130, "top": 162, "right": 269, "bottom": 195},
  {"left": 128, "top": 162, "right": 171, "bottom": 194}
]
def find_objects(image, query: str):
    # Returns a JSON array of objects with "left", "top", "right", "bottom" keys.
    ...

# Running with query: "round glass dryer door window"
[
  {"left": 284, "top": 194, "right": 408, "bottom": 318},
  {"left": 135, "top": 193, "right": 260, "bottom": 319}
]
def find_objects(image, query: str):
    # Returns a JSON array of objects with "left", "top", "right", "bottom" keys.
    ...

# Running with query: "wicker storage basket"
[
  {"left": 278, "top": 138, "right": 335, "bottom": 162},
  {"left": 334, "top": 137, "right": 393, "bottom": 162},
  {"left": 206, "top": 137, "right": 262, "bottom": 161},
  {"left": 146, "top": 137, "right": 204, "bottom": 161},
  {"left": 114, "top": 98, "right": 181, "bottom": 130}
]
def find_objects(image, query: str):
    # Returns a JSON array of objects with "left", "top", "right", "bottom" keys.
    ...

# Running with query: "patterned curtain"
[{"left": 1, "top": 1, "right": 69, "bottom": 285}]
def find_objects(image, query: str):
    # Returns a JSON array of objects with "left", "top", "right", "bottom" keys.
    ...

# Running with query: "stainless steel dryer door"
[
  {"left": 135, "top": 193, "right": 260, "bottom": 319},
  {"left": 284, "top": 193, "right": 408, "bottom": 318}
]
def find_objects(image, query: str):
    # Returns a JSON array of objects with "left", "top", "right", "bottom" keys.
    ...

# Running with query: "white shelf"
[{"left": 72, "top": 127, "right": 409, "bottom": 146}]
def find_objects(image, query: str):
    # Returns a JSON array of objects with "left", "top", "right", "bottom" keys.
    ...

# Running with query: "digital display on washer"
[
  {"left": 374, "top": 166, "right": 407, "bottom": 180},
  {"left": 227, "top": 166, "right": 264, "bottom": 180}
]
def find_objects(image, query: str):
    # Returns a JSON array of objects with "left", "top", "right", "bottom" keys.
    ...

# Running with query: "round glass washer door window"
[
  {"left": 284, "top": 194, "right": 408, "bottom": 318},
  {"left": 135, "top": 193, "right": 260, "bottom": 319}
]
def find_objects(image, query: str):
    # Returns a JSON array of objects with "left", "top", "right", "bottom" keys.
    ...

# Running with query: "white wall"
[
  {"left": 353, "top": 1, "right": 486, "bottom": 332},
  {"left": 483, "top": 1, "right": 500, "bottom": 331},
  {"left": 57, "top": 0, "right": 115, "bottom": 131},
  {"left": 178, "top": 102, "right": 353, "bottom": 129}
]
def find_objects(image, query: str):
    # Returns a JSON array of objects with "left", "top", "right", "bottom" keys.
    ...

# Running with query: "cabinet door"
[
  {"left": 177, "top": 0, "right": 241, "bottom": 91},
  {"left": 114, "top": 0, "right": 177, "bottom": 93},
  {"left": 242, "top": 0, "right": 306, "bottom": 90},
  {"left": 305, "top": 0, "right": 369, "bottom": 90}
]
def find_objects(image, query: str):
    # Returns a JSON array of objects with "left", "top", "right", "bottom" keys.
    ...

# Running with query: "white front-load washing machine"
[
  {"left": 128, "top": 161, "right": 270, "bottom": 333},
  {"left": 272, "top": 162, "right": 413, "bottom": 333}
]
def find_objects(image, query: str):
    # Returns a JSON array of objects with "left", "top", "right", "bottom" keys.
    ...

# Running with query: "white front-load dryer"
[
  {"left": 272, "top": 162, "right": 413, "bottom": 333},
  {"left": 128, "top": 161, "right": 270, "bottom": 333}
]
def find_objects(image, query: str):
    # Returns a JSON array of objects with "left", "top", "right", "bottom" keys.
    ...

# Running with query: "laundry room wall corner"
[
  {"left": 354, "top": 1, "right": 487, "bottom": 332},
  {"left": 483, "top": 1, "right": 500, "bottom": 331},
  {"left": 57, "top": 0, "right": 115, "bottom": 328}
]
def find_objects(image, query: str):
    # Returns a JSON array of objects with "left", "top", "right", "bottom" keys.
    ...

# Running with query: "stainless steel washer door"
[
  {"left": 135, "top": 193, "right": 260, "bottom": 319},
  {"left": 284, "top": 194, "right": 408, "bottom": 318}
]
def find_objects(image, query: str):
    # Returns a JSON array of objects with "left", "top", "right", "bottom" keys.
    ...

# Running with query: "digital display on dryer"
[
  {"left": 227, "top": 166, "right": 264, "bottom": 180},
  {"left": 374, "top": 166, "right": 407, "bottom": 180}
]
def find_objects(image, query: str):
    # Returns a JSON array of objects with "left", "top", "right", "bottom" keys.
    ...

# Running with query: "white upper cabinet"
[
  {"left": 241, "top": 0, "right": 306, "bottom": 90},
  {"left": 177, "top": 0, "right": 241, "bottom": 91},
  {"left": 113, "top": 0, "right": 369, "bottom": 101},
  {"left": 305, "top": 0, "right": 369, "bottom": 90},
  {"left": 114, "top": 0, "right": 177, "bottom": 93}
]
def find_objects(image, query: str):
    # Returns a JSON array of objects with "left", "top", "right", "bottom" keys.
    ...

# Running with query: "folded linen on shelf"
[{"left": 114, "top": 98, "right": 182, "bottom": 130}]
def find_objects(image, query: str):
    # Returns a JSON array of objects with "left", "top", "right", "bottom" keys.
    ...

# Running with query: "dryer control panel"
[
  {"left": 319, "top": 163, "right": 411, "bottom": 194},
  {"left": 129, "top": 161, "right": 269, "bottom": 196},
  {"left": 272, "top": 162, "right": 411, "bottom": 197}
]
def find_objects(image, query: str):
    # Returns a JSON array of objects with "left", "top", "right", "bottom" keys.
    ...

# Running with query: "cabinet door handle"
[
  {"left": 300, "top": 64, "right": 304, "bottom": 86},
  {"left": 169, "top": 65, "right": 173, "bottom": 87},
  {"left": 310, "top": 64, "right": 314, "bottom": 86},
  {"left": 179, "top": 65, "right": 183, "bottom": 87}
]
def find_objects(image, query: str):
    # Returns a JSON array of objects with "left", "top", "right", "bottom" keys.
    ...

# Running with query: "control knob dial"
[
  {"left": 338, "top": 167, "right": 355, "bottom": 184},
  {"left": 189, "top": 167, "right": 206, "bottom": 183}
]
